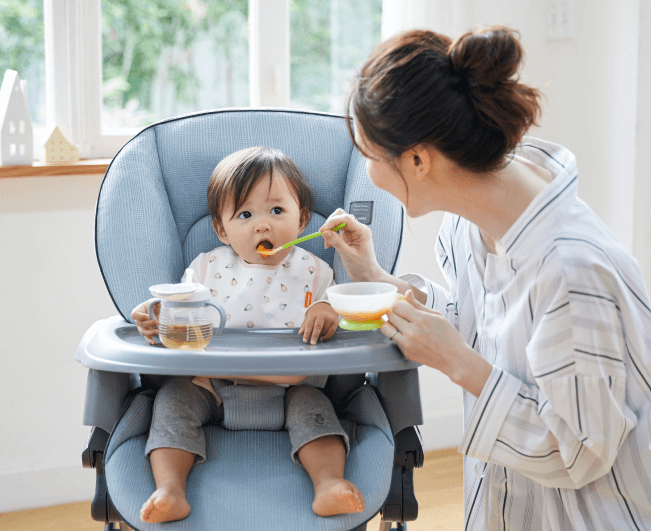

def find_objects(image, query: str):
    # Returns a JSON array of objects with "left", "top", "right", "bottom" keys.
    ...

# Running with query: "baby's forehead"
[{"left": 223, "top": 173, "right": 301, "bottom": 209}]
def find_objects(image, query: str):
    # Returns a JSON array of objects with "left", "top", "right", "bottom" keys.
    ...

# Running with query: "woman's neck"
[{"left": 426, "top": 156, "right": 553, "bottom": 255}]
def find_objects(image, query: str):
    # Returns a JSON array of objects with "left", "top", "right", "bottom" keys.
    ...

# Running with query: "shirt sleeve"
[{"left": 458, "top": 259, "right": 637, "bottom": 489}]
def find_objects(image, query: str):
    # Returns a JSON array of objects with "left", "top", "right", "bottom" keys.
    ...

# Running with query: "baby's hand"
[
  {"left": 299, "top": 302, "right": 339, "bottom": 345},
  {"left": 131, "top": 298, "right": 160, "bottom": 345}
]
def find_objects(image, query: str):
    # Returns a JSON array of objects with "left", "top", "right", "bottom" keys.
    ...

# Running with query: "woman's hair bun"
[
  {"left": 448, "top": 26, "right": 523, "bottom": 90},
  {"left": 347, "top": 26, "right": 542, "bottom": 173}
]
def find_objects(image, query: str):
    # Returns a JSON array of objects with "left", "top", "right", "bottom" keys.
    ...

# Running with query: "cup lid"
[{"left": 149, "top": 268, "right": 210, "bottom": 302}]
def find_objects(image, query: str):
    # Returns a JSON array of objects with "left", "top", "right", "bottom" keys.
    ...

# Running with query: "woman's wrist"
[{"left": 449, "top": 345, "right": 493, "bottom": 398}]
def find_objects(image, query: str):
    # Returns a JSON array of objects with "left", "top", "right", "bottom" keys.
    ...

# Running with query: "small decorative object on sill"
[
  {"left": 40, "top": 125, "right": 79, "bottom": 164},
  {"left": 0, "top": 69, "right": 34, "bottom": 166}
]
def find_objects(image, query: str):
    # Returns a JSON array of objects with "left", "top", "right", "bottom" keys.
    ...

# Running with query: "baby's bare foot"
[
  {"left": 140, "top": 486, "right": 191, "bottom": 523},
  {"left": 312, "top": 478, "right": 365, "bottom": 517}
]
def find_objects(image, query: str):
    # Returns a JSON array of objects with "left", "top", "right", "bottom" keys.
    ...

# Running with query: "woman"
[{"left": 320, "top": 26, "right": 651, "bottom": 529}]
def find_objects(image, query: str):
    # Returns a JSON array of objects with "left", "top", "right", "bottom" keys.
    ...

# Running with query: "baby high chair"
[{"left": 77, "top": 108, "right": 424, "bottom": 531}]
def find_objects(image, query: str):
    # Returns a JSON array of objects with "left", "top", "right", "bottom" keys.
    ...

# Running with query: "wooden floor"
[{"left": 0, "top": 448, "right": 463, "bottom": 531}]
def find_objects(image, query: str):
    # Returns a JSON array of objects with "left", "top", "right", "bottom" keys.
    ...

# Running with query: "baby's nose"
[{"left": 255, "top": 219, "right": 271, "bottom": 232}]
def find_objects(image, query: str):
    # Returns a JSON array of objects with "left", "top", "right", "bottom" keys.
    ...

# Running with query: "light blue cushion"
[
  {"left": 96, "top": 109, "right": 404, "bottom": 322},
  {"left": 105, "top": 386, "right": 394, "bottom": 531}
]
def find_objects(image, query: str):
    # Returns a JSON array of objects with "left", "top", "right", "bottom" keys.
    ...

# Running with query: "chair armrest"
[
  {"left": 370, "top": 368, "right": 423, "bottom": 436},
  {"left": 83, "top": 369, "right": 141, "bottom": 433}
]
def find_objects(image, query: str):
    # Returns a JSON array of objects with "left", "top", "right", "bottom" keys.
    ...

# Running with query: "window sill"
[{"left": 0, "top": 159, "right": 111, "bottom": 178}]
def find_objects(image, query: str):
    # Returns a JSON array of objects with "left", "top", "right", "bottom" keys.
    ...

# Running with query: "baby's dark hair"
[
  {"left": 346, "top": 26, "right": 542, "bottom": 173},
  {"left": 207, "top": 147, "right": 314, "bottom": 233}
]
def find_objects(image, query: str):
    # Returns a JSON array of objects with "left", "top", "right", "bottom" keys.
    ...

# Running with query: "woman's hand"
[
  {"left": 382, "top": 290, "right": 493, "bottom": 397},
  {"left": 131, "top": 298, "right": 160, "bottom": 345},
  {"left": 320, "top": 208, "right": 384, "bottom": 282}
]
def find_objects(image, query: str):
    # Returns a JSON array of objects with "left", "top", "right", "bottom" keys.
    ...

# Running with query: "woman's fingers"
[
  {"left": 404, "top": 289, "right": 441, "bottom": 315},
  {"left": 319, "top": 208, "right": 347, "bottom": 232}
]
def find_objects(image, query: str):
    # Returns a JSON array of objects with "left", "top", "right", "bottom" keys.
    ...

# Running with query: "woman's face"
[
  {"left": 354, "top": 122, "right": 411, "bottom": 211},
  {"left": 214, "top": 173, "right": 307, "bottom": 266}
]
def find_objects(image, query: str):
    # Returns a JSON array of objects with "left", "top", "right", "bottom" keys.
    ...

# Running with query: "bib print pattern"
[{"left": 197, "top": 246, "right": 320, "bottom": 329}]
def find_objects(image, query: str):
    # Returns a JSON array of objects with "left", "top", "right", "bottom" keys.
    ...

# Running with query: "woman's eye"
[
  {"left": 271, "top": 207, "right": 283, "bottom": 215},
  {"left": 238, "top": 211, "right": 251, "bottom": 219}
]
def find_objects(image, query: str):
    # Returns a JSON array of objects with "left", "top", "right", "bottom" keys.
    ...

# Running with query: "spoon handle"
[{"left": 281, "top": 222, "right": 346, "bottom": 250}]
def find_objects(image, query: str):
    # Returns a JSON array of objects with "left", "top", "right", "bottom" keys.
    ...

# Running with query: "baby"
[{"left": 131, "top": 147, "right": 365, "bottom": 523}]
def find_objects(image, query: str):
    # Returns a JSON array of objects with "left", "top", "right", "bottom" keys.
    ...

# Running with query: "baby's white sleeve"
[{"left": 311, "top": 262, "right": 336, "bottom": 306}]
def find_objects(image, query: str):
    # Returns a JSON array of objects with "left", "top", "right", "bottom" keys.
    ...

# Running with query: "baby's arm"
[{"left": 132, "top": 298, "right": 160, "bottom": 345}]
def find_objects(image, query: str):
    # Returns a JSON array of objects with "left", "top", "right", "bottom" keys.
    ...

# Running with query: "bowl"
[{"left": 326, "top": 282, "right": 398, "bottom": 330}]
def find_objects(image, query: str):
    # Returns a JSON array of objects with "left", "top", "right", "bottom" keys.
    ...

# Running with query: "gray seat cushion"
[{"left": 105, "top": 385, "right": 394, "bottom": 531}]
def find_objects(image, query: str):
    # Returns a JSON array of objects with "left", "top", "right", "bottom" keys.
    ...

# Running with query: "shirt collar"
[
  {"left": 465, "top": 137, "right": 577, "bottom": 291},
  {"left": 499, "top": 136, "right": 578, "bottom": 262}
]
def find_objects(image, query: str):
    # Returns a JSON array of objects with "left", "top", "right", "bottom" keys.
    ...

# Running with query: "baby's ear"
[
  {"left": 299, "top": 208, "right": 311, "bottom": 234},
  {"left": 213, "top": 219, "right": 230, "bottom": 245}
]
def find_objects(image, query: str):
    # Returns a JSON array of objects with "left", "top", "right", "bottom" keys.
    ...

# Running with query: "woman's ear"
[
  {"left": 299, "top": 208, "right": 311, "bottom": 234},
  {"left": 213, "top": 219, "right": 230, "bottom": 245},
  {"left": 410, "top": 144, "right": 431, "bottom": 181}
]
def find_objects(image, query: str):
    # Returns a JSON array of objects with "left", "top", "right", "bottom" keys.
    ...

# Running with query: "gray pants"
[{"left": 145, "top": 377, "right": 350, "bottom": 466}]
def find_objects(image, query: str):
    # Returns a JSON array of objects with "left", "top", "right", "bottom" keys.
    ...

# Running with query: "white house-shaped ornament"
[
  {"left": 40, "top": 126, "right": 79, "bottom": 164},
  {"left": 0, "top": 69, "right": 34, "bottom": 166}
]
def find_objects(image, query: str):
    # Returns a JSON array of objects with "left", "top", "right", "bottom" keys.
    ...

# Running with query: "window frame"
[{"left": 44, "top": 0, "right": 394, "bottom": 159}]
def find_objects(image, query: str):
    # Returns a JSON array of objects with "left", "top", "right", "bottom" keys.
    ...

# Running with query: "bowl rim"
[{"left": 326, "top": 281, "right": 398, "bottom": 296}]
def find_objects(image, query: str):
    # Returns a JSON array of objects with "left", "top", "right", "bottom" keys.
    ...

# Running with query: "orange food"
[
  {"left": 334, "top": 308, "right": 391, "bottom": 322},
  {"left": 256, "top": 245, "right": 274, "bottom": 256}
]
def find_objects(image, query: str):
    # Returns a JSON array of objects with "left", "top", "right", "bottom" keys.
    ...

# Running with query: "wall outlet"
[{"left": 545, "top": 0, "right": 576, "bottom": 41}]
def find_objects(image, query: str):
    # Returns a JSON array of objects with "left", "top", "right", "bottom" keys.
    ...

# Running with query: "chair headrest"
[{"left": 95, "top": 109, "right": 404, "bottom": 321}]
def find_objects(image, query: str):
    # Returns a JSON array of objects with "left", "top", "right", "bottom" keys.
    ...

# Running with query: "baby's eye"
[
  {"left": 238, "top": 211, "right": 251, "bottom": 219},
  {"left": 271, "top": 207, "right": 283, "bottom": 215}
]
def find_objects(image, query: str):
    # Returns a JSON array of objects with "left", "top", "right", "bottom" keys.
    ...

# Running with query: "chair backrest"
[{"left": 96, "top": 109, "right": 405, "bottom": 321}]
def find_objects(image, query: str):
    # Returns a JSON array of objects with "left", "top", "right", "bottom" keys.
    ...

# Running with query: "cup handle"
[
  {"left": 148, "top": 299, "right": 162, "bottom": 320},
  {"left": 206, "top": 302, "right": 227, "bottom": 336}
]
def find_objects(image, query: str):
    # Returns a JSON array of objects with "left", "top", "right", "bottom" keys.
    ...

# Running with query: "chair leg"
[{"left": 379, "top": 522, "right": 406, "bottom": 531}]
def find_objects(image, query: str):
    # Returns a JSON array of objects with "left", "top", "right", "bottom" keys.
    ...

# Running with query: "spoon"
[{"left": 257, "top": 222, "right": 346, "bottom": 256}]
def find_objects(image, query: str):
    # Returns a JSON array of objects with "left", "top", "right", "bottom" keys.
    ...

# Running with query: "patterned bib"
[{"left": 196, "top": 246, "right": 322, "bottom": 329}]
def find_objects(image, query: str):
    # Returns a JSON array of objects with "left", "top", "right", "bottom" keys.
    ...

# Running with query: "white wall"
[{"left": 0, "top": 175, "right": 117, "bottom": 512}]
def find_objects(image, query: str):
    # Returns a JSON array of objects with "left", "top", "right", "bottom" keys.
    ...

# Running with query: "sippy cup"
[{"left": 148, "top": 268, "right": 226, "bottom": 350}]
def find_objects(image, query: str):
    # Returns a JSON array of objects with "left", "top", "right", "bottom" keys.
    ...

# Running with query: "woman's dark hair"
[
  {"left": 207, "top": 147, "right": 313, "bottom": 233},
  {"left": 346, "top": 26, "right": 542, "bottom": 173}
]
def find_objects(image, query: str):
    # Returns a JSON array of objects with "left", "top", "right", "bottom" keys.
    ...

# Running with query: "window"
[
  {"left": 102, "top": 0, "right": 249, "bottom": 130},
  {"left": 289, "top": 0, "right": 382, "bottom": 113},
  {"left": 17, "top": 0, "right": 387, "bottom": 161},
  {"left": 1, "top": 0, "right": 46, "bottom": 151}
]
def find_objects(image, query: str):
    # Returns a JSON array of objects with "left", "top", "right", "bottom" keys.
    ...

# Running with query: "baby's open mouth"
[
  {"left": 256, "top": 239, "right": 276, "bottom": 256},
  {"left": 257, "top": 239, "right": 274, "bottom": 250}
]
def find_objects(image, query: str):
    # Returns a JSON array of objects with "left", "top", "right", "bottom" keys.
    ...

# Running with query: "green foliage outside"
[
  {"left": 1, "top": 0, "right": 382, "bottom": 123},
  {"left": 0, "top": 0, "right": 44, "bottom": 75},
  {"left": 102, "top": 0, "right": 248, "bottom": 122}
]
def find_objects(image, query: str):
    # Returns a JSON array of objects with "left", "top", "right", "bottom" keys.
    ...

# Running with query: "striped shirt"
[{"left": 406, "top": 137, "right": 651, "bottom": 530}]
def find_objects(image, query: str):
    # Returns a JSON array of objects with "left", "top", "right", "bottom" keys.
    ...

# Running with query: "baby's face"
[{"left": 214, "top": 173, "right": 307, "bottom": 266}]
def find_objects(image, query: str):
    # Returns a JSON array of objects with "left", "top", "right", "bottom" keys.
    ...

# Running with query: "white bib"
[{"left": 195, "top": 246, "right": 322, "bottom": 329}]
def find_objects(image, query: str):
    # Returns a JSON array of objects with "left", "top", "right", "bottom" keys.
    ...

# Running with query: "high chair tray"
[{"left": 76, "top": 315, "right": 420, "bottom": 376}]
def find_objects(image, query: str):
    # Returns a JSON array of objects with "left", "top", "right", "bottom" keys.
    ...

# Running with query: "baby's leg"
[
  {"left": 141, "top": 377, "right": 219, "bottom": 523},
  {"left": 285, "top": 385, "right": 365, "bottom": 516},
  {"left": 297, "top": 435, "right": 365, "bottom": 516},
  {"left": 142, "top": 447, "right": 195, "bottom": 523}
]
